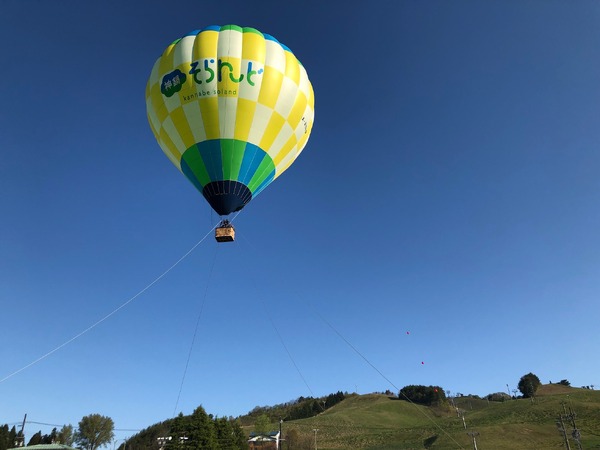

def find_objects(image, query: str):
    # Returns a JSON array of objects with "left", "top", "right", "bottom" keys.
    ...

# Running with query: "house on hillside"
[
  {"left": 8, "top": 445, "right": 78, "bottom": 450},
  {"left": 248, "top": 430, "right": 280, "bottom": 449}
]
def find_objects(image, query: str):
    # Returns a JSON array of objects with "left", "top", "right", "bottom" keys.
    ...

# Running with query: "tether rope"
[
  {"left": 262, "top": 299, "right": 318, "bottom": 401},
  {"left": 237, "top": 230, "right": 320, "bottom": 406},
  {"left": 171, "top": 210, "right": 241, "bottom": 416},
  {"left": 172, "top": 241, "right": 220, "bottom": 416},
  {"left": 311, "top": 306, "right": 465, "bottom": 449},
  {"left": 237, "top": 227, "right": 464, "bottom": 448},
  {"left": 0, "top": 225, "right": 216, "bottom": 384}
]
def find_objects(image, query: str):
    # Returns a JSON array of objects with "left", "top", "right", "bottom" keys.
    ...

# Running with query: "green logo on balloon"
[
  {"left": 162, "top": 61, "right": 264, "bottom": 99},
  {"left": 161, "top": 69, "right": 187, "bottom": 97},
  {"left": 188, "top": 59, "right": 264, "bottom": 87}
]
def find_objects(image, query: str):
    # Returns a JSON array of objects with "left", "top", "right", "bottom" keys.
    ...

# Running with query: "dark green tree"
[
  {"left": 28, "top": 431, "right": 43, "bottom": 446},
  {"left": 188, "top": 406, "right": 217, "bottom": 450},
  {"left": 8, "top": 426, "right": 17, "bottom": 449},
  {"left": 214, "top": 417, "right": 233, "bottom": 449},
  {"left": 230, "top": 420, "right": 247, "bottom": 450},
  {"left": 166, "top": 413, "right": 190, "bottom": 450},
  {"left": 324, "top": 391, "right": 346, "bottom": 408},
  {"left": 0, "top": 424, "right": 9, "bottom": 450},
  {"left": 41, "top": 428, "right": 58, "bottom": 444},
  {"left": 517, "top": 372, "right": 541, "bottom": 398},
  {"left": 75, "top": 414, "right": 115, "bottom": 450},
  {"left": 58, "top": 424, "right": 74, "bottom": 445},
  {"left": 214, "top": 417, "right": 246, "bottom": 450}
]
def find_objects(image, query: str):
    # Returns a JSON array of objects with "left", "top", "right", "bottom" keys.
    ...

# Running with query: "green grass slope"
[{"left": 274, "top": 386, "right": 600, "bottom": 449}]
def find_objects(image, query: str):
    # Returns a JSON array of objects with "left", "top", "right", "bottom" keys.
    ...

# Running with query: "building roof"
[
  {"left": 249, "top": 431, "right": 279, "bottom": 438},
  {"left": 248, "top": 431, "right": 280, "bottom": 442}
]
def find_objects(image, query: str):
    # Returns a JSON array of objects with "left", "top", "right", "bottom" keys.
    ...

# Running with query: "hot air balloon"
[{"left": 146, "top": 25, "right": 315, "bottom": 241}]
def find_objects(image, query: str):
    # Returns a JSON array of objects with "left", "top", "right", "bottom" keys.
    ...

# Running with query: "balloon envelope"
[{"left": 146, "top": 25, "right": 315, "bottom": 215}]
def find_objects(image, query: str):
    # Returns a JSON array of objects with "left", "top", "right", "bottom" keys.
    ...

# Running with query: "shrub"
[
  {"left": 399, "top": 385, "right": 446, "bottom": 406},
  {"left": 518, "top": 373, "right": 541, "bottom": 398},
  {"left": 485, "top": 392, "right": 511, "bottom": 402}
]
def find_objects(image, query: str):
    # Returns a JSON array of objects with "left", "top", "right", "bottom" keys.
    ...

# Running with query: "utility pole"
[
  {"left": 278, "top": 419, "right": 283, "bottom": 450},
  {"left": 312, "top": 428, "right": 319, "bottom": 450},
  {"left": 15, "top": 414, "right": 27, "bottom": 447},
  {"left": 563, "top": 403, "right": 583, "bottom": 450},
  {"left": 467, "top": 431, "right": 479, "bottom": 450},
  {"left": 449, "top": 395, "right": 456, "bottom": 408},
  {"left": 556, "top": 413, "right": 572, "bottom": 450}
]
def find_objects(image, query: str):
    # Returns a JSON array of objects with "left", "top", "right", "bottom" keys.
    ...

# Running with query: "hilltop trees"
[
  {"left": 125, "top": 392, "right": 347, "bottom": 449},
  {"left": 243, "top": 391, "right": 348, "bottom": 424},
  {"left": 486, "top": 392, "right": 512, "bottom": 402},
  {"left": 518, "top": 373, "right": 541, "bottom": 398},
  {"left": 399, "top": 385, "right": 446, "bottom": 405}
]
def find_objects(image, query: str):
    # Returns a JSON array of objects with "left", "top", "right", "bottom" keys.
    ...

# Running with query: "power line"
[{"left": 3, "top": 420, "right": 141, "bottom": 432}]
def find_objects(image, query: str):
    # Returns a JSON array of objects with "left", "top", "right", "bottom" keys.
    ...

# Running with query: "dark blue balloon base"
[{"left": 202, "top": 181, "right": 253, "bottom": 216}]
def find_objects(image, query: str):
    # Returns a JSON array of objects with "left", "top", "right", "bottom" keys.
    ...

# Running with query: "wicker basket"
[{"left": 215, "top": 226, "right": 235, "bottom": 242}]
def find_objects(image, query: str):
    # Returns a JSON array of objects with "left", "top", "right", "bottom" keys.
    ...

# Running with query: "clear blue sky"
[{"left": 2, "top": 0, "right": 600, "bottom": 444}]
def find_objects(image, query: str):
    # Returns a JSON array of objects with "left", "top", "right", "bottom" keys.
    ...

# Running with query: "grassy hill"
[{"left": 263, "top": 385, "right": 600, "bottom": 449}]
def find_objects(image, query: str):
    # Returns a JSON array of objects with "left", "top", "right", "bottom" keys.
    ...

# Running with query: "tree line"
[
  {"left": 396, "top": 372, "right": 583, "bottom": 407},
  {"left": 0, "top": 414, "right": 112, "bottom": 450},
  {"left": 0, "top": 425, "right": 20, "bottom": 450},
  {"left": 6, "top": 376, "right": 584, "bottom": 449},
  {"left": 122, "top": 406, "right": 247, "bottom": 450},
  {"left": 0, "top": 424, "right": 74, "bottom": 449},
  {"left": 123, "top": 391, "right": 348, "bottom": 450},
  {"left": 1, "top": 391, "right": 347, "bottom": 450},
  {"left": 242, "top": 391, "right": 348, "bottom": 425}
]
